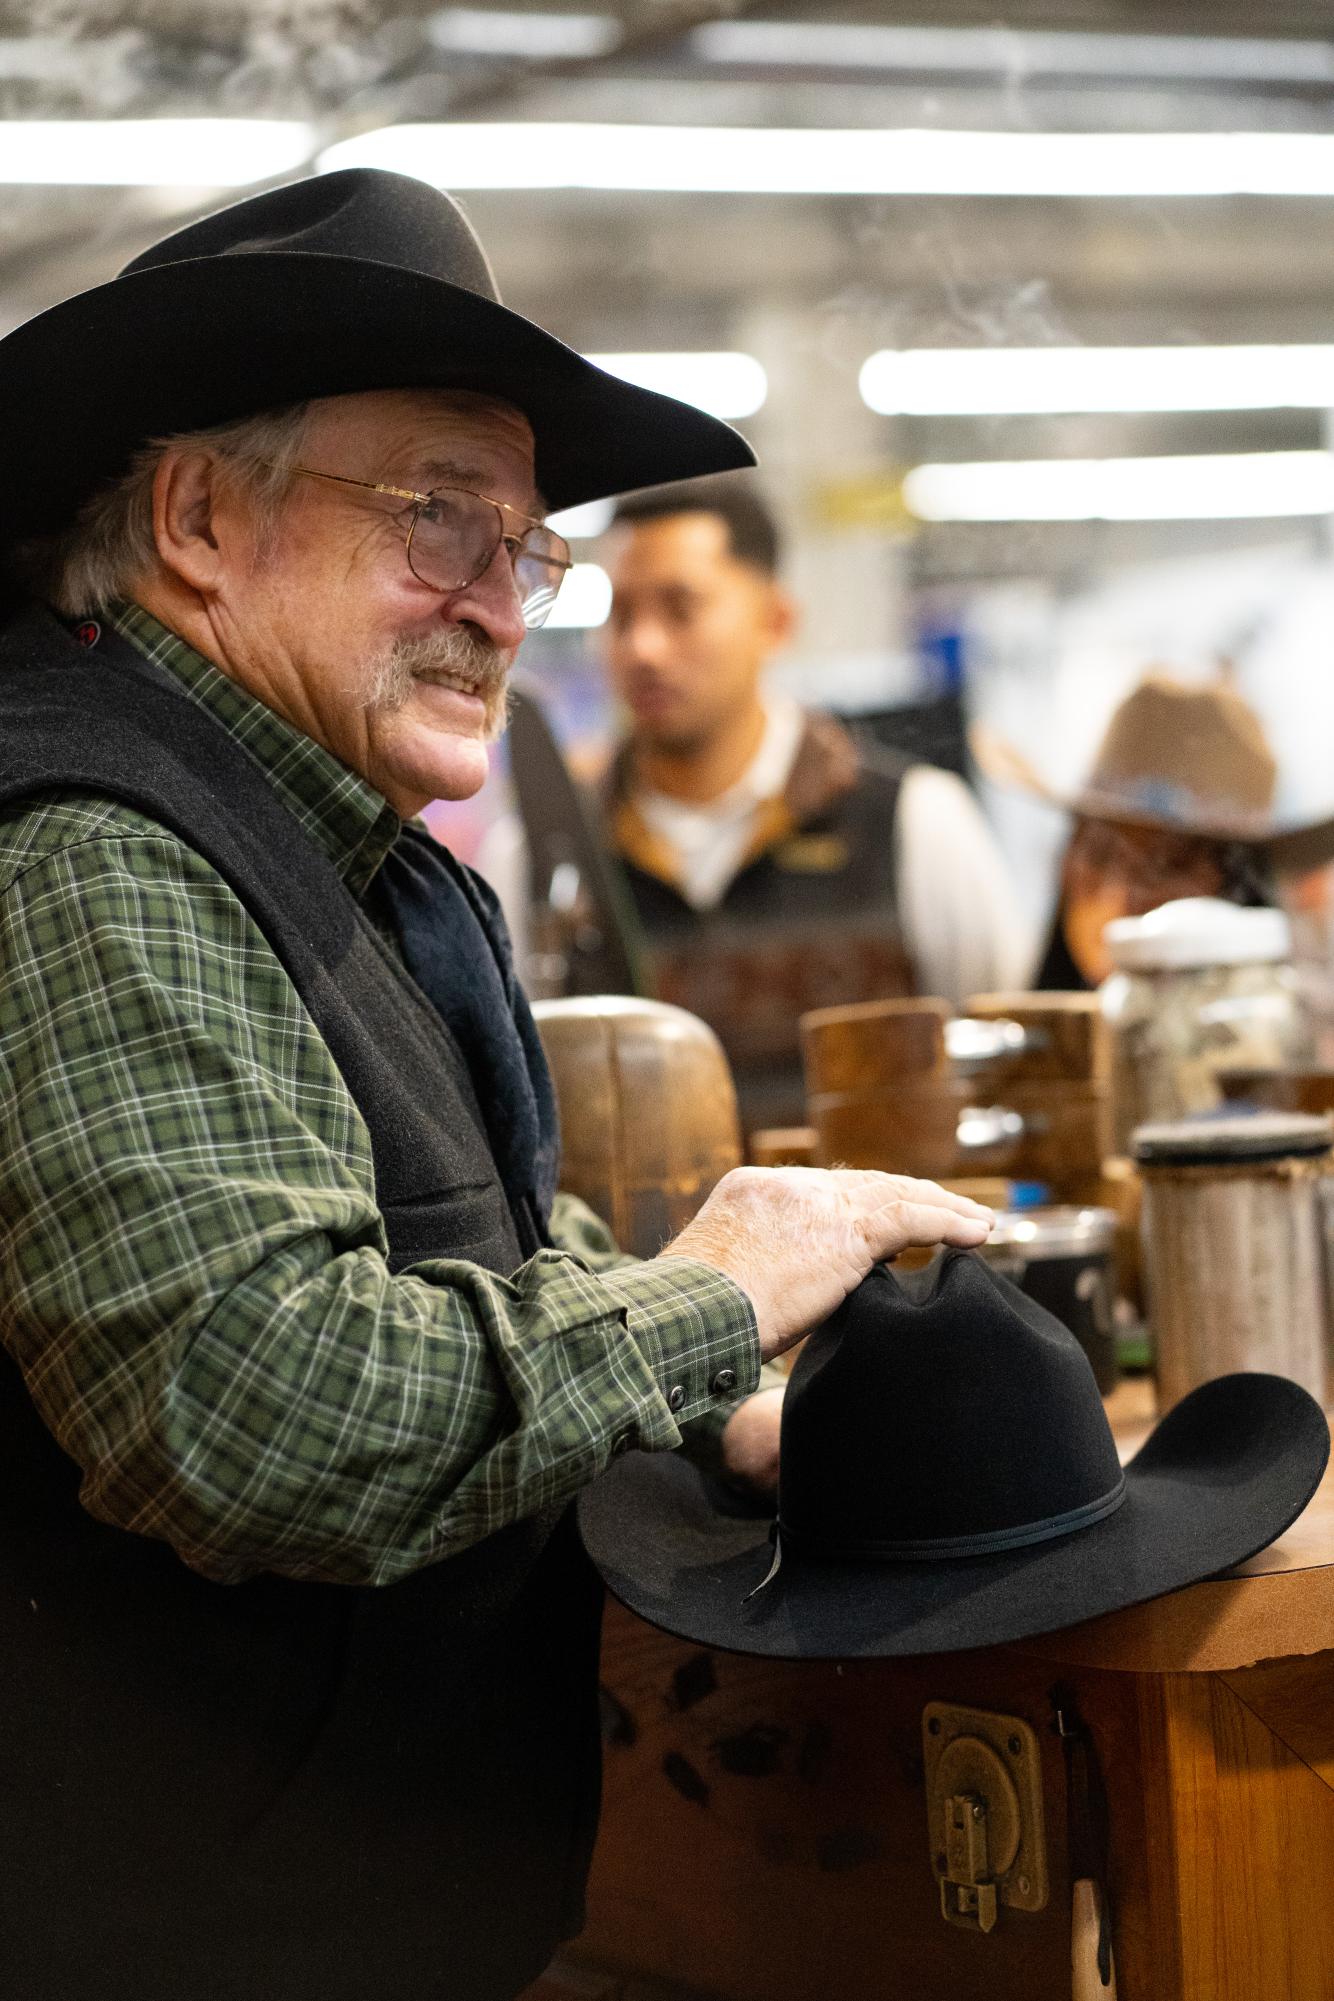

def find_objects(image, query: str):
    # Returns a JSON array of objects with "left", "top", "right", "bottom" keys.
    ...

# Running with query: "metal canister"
[{"left": 981, "top": 1207, "right": 1120, "bottom": 1395}]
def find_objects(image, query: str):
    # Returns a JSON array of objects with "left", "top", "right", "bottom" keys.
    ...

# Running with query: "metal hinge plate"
[{"left": 924, "top": 1700, "right": 1049, "bottom": 1932}]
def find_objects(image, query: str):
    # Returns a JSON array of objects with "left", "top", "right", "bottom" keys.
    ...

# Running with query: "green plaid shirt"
[{"left": 0, "top": 602, "right": 758, "bottom": 1586}]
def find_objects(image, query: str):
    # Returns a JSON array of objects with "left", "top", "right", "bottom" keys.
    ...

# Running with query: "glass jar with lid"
[{"left": 1100, "top": 897, "right": 1314, "bottom": 1153}]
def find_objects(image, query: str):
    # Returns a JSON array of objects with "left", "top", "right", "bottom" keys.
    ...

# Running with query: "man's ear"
[
  {"left": 763, "top": 579, "right": 799, "bottom": 653},
  {"left": 150, "top": 450, "right": 228, "bottom": 594}
]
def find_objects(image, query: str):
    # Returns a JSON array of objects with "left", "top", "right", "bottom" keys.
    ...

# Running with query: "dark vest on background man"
[
  {"left": 605, "top": 712, "right": 915, "bottom": 1132},
  {"left": 0, "top": 606, "right": 603, "bottom": 2001}
]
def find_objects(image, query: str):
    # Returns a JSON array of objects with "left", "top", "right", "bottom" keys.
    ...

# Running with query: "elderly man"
[{"left": 0, "top": 171, "right": 990, "bottom": 2001}]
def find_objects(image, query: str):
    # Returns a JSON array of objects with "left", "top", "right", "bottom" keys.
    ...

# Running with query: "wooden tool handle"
[{"left": 1072, "top": 1878, "right": 1117, "bottom": 2001}]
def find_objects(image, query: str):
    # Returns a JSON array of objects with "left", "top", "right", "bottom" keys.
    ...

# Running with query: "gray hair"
[{"left": 17, "top": 402, "right": 311, "bottom": 617}]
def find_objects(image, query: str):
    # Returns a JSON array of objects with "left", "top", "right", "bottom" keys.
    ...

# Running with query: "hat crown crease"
[
  {"left": 777, "top": 1253, "right": 1125, "bottom": 1559},
  {"left": 120, "top": 170, "right": 503, "bottom": 304}
]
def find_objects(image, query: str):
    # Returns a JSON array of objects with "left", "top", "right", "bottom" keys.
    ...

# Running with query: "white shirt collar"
[{"left": 634, "top": 695, "right": 806, "bottom": 909}]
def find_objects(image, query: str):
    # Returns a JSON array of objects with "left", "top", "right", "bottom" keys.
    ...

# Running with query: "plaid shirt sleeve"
[
  {"left": 546, "top": 1189, "right": 780, "bottom": 1476},
  {"left": 546, "top": 1190, "right": 639, "bottom": 1270},
  {"left": 0, "top": 815, "right": 759, "bottom": 1588}
]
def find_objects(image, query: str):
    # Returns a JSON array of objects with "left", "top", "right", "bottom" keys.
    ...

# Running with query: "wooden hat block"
[
  {"left": 532, "top": 996, "right": 742, "bottom": 1260},
  {"left": 800, "top": 995, "right": 1111, "bottom": 1191},
  {"left": 965, "top": 989, "right": 1112, "bottom": 1089},
  {"left": 800, "top": 999, "right": 965, "bottom": 1180},
  {"left": 964, "top": 990, "right": 1114, "bottom": 1200}
]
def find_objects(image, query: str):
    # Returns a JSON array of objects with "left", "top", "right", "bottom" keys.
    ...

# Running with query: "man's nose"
[
  {"left": 612, "top": 607, "right": 672, "bottom": 669},
  {"left": 446, "top": 541, "right": 528, "bottom": 651}
]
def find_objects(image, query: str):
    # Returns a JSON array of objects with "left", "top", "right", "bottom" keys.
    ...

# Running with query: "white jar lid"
[{"left": 1104, "top": 897, "right": 1292, "bottom": 972}]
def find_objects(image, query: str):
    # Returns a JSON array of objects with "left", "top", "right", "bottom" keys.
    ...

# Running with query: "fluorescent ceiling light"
[
  {"left": 427, "top": 9, "right": 619, "bottom": 59},
  {"left": 319, "top": 125, "right": 1334, "bottom": 198},
  {"left": 0, "top": 120, "right": 315, "bottom": 186},
  {"left": 692, "top": 21, "right": 1334, "bottom": 86},
  {"left": 588, "top": 351, "right": 766, "bottom": 419},
  {"left": 861, "top": 345, "right": 1334, "bottom": 416},
  {"left": 546, "top": 498, "right": 615, "bottom": 540},
  {"left": 545, "top": 562, "right": 612, "bottom": 629},
  {"left": 902, "top": 450, "right": 1334, "bottom": 522}
]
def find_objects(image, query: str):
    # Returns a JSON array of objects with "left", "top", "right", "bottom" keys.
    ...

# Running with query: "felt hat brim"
[
  {"left": 970, "top": 719, "right": 1334, "bottom": 873},
  {"left": 0, "top": 251, "right": 754, "bottom": 545},
  {"left": 578, "top": 1373, "right": 1329, "bottom": 1659}
]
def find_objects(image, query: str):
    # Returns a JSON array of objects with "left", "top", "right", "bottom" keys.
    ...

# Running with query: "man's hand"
[
  {"left": 720, "top": 1385, "right": 785, "bottom": 1497},
  {"left": 659, "top": 1165, "right": 992, "bottom": 1362}
]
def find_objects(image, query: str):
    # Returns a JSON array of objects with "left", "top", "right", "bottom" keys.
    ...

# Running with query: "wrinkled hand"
[
  {"left": 720, "top": 1386, "right": 785, "bottom": 1497},
  {"left": 659, "top": 1165, "right": 992, "bottom": 1361}
]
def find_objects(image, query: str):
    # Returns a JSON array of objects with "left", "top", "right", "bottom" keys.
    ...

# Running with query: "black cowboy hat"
[
  {"left": 578, "top": 1253, "right": 1329, "bottom": 1657},
  {"left": 0, "top": 166, "right": 754, "bottom": 553}
]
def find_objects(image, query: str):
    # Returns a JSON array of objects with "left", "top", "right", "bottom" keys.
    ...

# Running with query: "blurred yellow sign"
[{"left": 810, "top": 471, "right": 913, "bottom": 531}]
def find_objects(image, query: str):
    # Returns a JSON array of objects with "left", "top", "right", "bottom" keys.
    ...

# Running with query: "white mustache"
[{"left": 361, "top": 629, "right": 509, "bottom": 714}]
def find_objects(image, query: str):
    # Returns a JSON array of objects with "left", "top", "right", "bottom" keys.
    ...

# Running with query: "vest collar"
[
  {"left": 605, "top": 707, "right": 863, "bottom": 892},
  {"left": 106, "top": 599, "right": 401, "bottom": 900}
]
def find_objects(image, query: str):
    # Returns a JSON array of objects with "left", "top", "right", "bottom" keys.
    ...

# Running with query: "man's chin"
[
  {"left": 380, "top": 723, "right": 493, "bottom": 813},
  {"left": 635, "top": 720, "right": 710, "bottom": 756}
]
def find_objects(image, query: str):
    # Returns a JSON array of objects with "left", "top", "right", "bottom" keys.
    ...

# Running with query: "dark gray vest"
[
  {"left": 618, "top": 743, "right": 913, "bottom": 1131},
  {"left": 0, "top": 606, "right": 603, "bottom": 2001}
]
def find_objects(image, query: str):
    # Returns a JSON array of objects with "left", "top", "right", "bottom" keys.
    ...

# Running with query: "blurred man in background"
[{"left": 593, "top": 477, "right": 1032, "bottom": 1128}]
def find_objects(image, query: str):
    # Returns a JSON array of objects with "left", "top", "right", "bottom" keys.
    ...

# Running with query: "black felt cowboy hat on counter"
[
  {"left": 578, "top": 1252, "right": 1329, "bottom": 1658},
  {"left": 0, "top": 166, "right": 755, "bottom": 558}
]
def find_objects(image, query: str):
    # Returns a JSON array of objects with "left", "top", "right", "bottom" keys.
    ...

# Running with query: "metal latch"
[
  {"left": 924, "top": 1702, "right": 1048, "bottom": 1934},
  {"left": 943, "top": 1791, "right": 1000, "bottom": 1932}
]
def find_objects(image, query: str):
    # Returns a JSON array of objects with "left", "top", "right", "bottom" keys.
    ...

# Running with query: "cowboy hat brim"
[
  {"left": 970, "top": 718, "right": 1334, "bottom": 869},
  {"left": 0, "top": 250, "right": 754, "bottom": 545},
  {"left": 577, "top": 1372, "right": 1328, "bottom": 1658}
]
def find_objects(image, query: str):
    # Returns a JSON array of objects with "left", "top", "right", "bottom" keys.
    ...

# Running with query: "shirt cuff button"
[
  {"left": 667, "top": 1384, "right": 687, "bottom": 1413},
  {"left": 710, "top": 1367, "right": 738, "bottom": 1394}
]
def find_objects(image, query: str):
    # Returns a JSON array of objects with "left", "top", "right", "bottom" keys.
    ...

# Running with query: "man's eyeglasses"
[{"left": 282, "top": 466, "right": 573, "bottom": 630}]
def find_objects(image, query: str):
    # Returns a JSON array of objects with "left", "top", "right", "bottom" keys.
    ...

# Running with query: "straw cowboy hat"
[
  {"left": 972, "top": 674, "right": 1334, "bottom": 875},
  {"left": 0, "top": 166, "right": 754, "bottom": 563},
  {"left": 579, "top": 1254, "right": 1328, "bottom": 1658}
]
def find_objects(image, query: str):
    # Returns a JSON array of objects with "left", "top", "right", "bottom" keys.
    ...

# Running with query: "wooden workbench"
[{"left": 562, "top": 1384, "right": 1334, "bottom": 2001}]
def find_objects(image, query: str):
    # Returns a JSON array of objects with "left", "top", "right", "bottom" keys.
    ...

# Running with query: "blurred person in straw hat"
[
  {"left": 974, "top": 671, "right": 1334, "bottom": 990},
  {"left": 0, "top": 168, "right": 994, "bottom": 2001}
]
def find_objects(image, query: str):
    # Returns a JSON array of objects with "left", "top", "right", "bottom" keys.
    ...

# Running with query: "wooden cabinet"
[{"left": 563, "top": 1399, "right": 1334, "bottom": 2001}]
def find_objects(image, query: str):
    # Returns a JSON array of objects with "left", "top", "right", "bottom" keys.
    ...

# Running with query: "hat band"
[{"left": 776, "top": 1471, "right": 1127, "bottom": 1563}]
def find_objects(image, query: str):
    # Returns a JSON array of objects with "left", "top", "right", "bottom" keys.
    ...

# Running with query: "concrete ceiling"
[
  {"left": 5, "top": 2, "right": 1334, "bottom": 586},
  {"left": 4, "top": 5, "right": 1334, "bottom": 338}
]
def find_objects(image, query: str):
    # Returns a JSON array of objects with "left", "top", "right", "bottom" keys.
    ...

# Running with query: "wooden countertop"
[{"left": 1016, "top": 1377, "right": 1334, "bottom": 1673}]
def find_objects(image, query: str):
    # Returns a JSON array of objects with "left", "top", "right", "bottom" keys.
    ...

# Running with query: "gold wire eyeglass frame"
[{"left": 277, "top": 464, "right": 574, "bottom": 627}]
